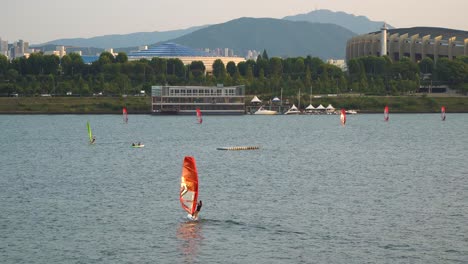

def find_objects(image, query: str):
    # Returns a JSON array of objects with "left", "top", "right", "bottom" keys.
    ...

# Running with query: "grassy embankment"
[
  {"left": 0, "top": 96, "right": 150, "bottom": 114},
  {"left": 309, "top": 94, "right": 468, "bottom": 113},
  {"left": 0, "top": 94, "right": 466, "bottom": 114}
]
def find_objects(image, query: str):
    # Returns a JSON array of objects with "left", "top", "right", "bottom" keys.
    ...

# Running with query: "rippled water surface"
[{"left": 1, "top": 114, "right": 467, "bottom": 263}]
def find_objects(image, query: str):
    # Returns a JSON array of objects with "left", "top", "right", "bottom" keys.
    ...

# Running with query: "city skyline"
[{"left": 2, "top": 0, "right": 468, "bottom": 44}]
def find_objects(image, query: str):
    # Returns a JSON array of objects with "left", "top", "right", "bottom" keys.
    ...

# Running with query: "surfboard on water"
[{"left": 180, "top": 156, "right": 199, "bottom": 220}]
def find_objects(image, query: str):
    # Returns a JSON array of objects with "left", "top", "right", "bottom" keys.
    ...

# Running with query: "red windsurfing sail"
[
  {"left": 340, "top": 108, "right": 346, "bottom": 126},
  {"left": 384, "top": 105, "right": 389, "bottom": 121},
  {"left": 180, "top": 156, "right": 199, "bottom": 215},
  {"left": 123, "top": 107, "right": 128, "bottom": 123},
  {"left": 441, "top": 106, "right": 446, "bottom": 121},
  {"left": 196, "top": 108, "right": 203, "bottom": 124}
]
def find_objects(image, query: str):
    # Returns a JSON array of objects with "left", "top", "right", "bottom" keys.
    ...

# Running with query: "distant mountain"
[
  {"left": 166, "top": 17, "right": 356, "bottom": 59},
  {"left": 283, "top": 9, "right": 392, "bottom": 35},
  {"left": 38, "top": 25, "right": 208, "bottom": 49}
]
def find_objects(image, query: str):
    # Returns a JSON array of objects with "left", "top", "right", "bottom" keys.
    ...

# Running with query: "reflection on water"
[{"left": 176, "top": 220, "right": 204, "bottom": 263}]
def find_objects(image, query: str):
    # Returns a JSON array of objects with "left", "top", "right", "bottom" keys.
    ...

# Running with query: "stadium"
[{"left": 346, "top": 25, "right": 468, "bottom": 62}]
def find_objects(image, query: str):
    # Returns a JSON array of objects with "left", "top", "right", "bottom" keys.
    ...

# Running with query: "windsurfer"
[
  {"left": 91, "top": 136, "right": 96, "bottom": 144},
  {"left": 192, "top": 200, "right": 202, "bottom": 219}
]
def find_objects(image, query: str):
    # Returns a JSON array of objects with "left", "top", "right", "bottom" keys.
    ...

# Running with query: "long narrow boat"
[
  {"left": 340, "top": 108, "right": 346, "bottom": 126},
  {"left": 384, "top": 105, "right": 389, "bottom": 122},
  {"left": 441, "top": 106, "right": 446, "bottom": 121},
  {"left": 180, "top": 156, "right": 199, "bottom": 219}
]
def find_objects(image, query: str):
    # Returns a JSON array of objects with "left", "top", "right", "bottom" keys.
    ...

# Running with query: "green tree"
[
  {"left": 419, "top": 57, "right": 434, "bottom": 74},
  {"left": 435, "top": 58, "right": 467, "bottom": 85},
  {"left": 98, "top": 52, "right": 115, "bottom": 65},
  {"left": 212, "top": 59, "right": 226, "bottom": 79},
  {"left": 226, "top": 61, "right": 237, "bottom": 77},
  {"left": 0, "top": 54, "right": 8, "bottom": 77},
  {"left": 189, "top": 61, "right": 206, "bottom": 78},
  {"left": 42, "top": 55, "right": 60, "bottom": 75},
  {"left": 167, "top": 58, "right": 186, "bottom": 78},
  {"left": 115, "top": 52, "right": 128, "bottom": 63},
  {"left": 269, "top": 57, "right": 283, "bottom": 78},
  {"left": 262, "top": 49, "right": 269, "bottom": 60}
]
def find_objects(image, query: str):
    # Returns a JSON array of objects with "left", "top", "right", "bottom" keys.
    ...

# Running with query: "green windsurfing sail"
[{"left": 87, "top": 121, "right": 93, "bottom": 143}]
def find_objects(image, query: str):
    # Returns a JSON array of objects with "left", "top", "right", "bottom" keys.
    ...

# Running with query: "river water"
[{"left": 1, "top": 114, "right": 467, "bottom": 263}]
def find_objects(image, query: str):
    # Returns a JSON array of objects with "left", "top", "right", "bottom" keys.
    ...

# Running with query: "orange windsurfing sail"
[
  {"left": 441, "top": 106, "right": 446, "bottom": 121},
  {"left": 196, "top": 108, "right": 202, "bottom": 124},
  {"left": 384, "top": 105, "right": 389, "bottom": 121},
  {"left": 123, "top": 107, "right": 128, "bottom": 123},
  {"left": 180, "top": 156, "right": 199, "bottom": 215},
  {"left": 340, "top": 108, "right": 346, "bottom": 126}
]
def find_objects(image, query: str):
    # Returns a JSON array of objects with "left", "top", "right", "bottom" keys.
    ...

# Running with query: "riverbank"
[{"left": 0, "top": 95, "right": 466, "bottom": 114}]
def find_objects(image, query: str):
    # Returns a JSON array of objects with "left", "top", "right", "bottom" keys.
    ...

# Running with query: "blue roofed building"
[
  {"left": 127, "top": 42, "right": 245, "bottom": 74},
  {"left": 81, "top": 55, "right": 100, "bottom": 64}
]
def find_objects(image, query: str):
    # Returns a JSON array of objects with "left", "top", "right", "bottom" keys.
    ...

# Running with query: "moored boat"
[{"left": 254, "top": 107, "right": 277, "bottom": 115}]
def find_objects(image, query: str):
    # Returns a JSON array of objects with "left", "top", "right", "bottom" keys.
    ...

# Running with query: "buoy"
[{"left": 217, "top": 146, "right": 260, "bottom": 151}]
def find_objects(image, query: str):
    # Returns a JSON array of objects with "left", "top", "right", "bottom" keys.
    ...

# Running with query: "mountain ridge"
[
  {"left": 283, "top": 9, "right": 392, "bottom": 34},
  {"left": 37, "top": 25, "right": 208, "bottom": 49},
  {"left": 165, "top": 17, "right": 356, "bottom": 59}
]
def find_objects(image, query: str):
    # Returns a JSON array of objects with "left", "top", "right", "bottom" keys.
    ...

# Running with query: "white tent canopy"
[
  {"left": 316, "top": 104, "right": 326, "bottom": 110},
  {"left": 305, "top": 104, "right": 315, "bottom": 110},
  {"left": 272, "top": 97, "right": 281, "bottom": 102},
  {"left": 326, "top": 104, "right": 335, "bottom": 110},
  {"left": 289, "top": 104, "right": 298, "bottom": 110},
  {"left": 250, "top": 96, "right": 262, "bottom": 103}
]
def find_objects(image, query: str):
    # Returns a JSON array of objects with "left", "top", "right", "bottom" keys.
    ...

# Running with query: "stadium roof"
[
  {"left": 370, "top": 27, "right": 468, "bottom": 41},
  {"left": 128, "top": 42, "right": 211, "bottom": 58}
]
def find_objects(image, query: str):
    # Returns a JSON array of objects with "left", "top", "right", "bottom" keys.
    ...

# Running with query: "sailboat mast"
[
  {"left": 298, "top": 89, "right": 301, "bottom": 110},
  {"left": 309, "top": 85, "right": 312, "bottom": 104}
]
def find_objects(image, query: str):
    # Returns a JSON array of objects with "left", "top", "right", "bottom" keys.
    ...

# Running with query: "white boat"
[
  {"left": 254, "top": 107, "right": 277, "bottom": 115},
  {"left": 345, "top": 109, "right": 358, "bottom": 114},
  {"left": 284, "top": 104, "right": 301, "bottom": 115}
]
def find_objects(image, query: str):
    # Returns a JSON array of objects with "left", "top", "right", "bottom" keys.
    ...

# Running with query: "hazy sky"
[{"left": 2, "top": 0, "right": 468, "bottom": 44}]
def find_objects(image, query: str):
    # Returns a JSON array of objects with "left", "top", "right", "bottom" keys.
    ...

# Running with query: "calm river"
[{"left": 1, "top": 114, "right": 467, "bottom": 263}]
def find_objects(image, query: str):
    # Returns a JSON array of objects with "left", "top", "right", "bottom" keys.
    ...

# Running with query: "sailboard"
[
  {"left": 340, "top": 108, "right": 346, "bottom": 126},
  {"left": 123, "top": 107, "right": 128, "bottom": 123},
  {"left": 87, "top": 121, "right": 94, "bottom": 144},
  {"left": 196, "top": 108, "right": 202, "bottom": 124},
  {"left": 180, "top": 156, "right": 199, "bottom": 217},
  {"left": 384, "top": 105, "right": 389, "bottom": 122},
  {"left": 441, "top": 106, "right": 446, "bottom": 121}
]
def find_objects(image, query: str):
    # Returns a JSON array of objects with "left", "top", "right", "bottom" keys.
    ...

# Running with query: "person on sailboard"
[
  {"left": 91, "top": 136, "right": 96, "bottom": 144},
  {"left": 192, "top": 200, "right": 202, "bottom": 219},
  {"left": 132, "top": 143, "right": 135, "bottom": 146}
]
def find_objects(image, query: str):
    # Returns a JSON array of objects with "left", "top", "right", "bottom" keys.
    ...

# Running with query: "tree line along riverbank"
[{"left": 0, "top": 95, "right": 466, "bottom": 114}]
